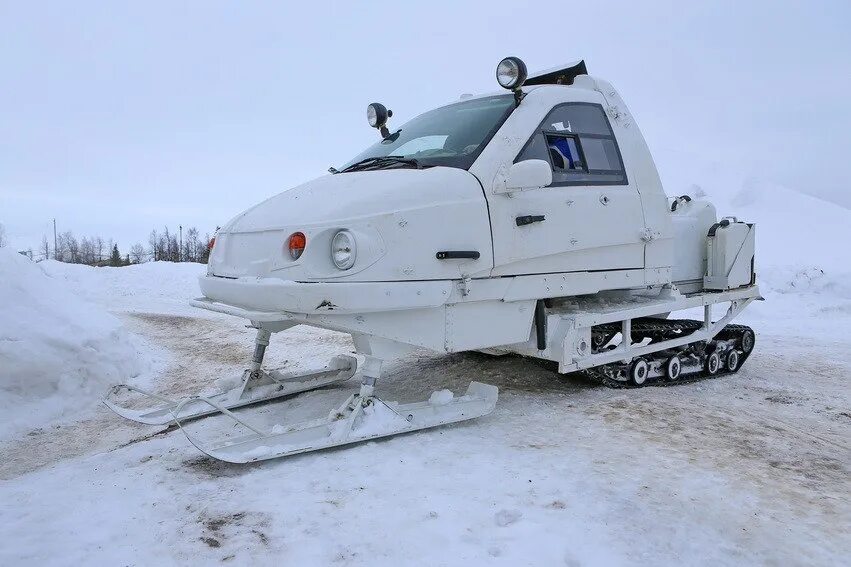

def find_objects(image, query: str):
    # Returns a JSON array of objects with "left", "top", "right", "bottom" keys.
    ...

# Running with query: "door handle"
[
  {"left": 515, "top": 215, "right": 546, "bottom": 226},
  {"left": 436, "top": 251, "right": 480, "bottom": 260}
]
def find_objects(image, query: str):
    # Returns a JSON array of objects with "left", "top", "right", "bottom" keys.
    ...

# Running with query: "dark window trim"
[{"left": 515, "top": 102, "right": 628, "bottom": 187}]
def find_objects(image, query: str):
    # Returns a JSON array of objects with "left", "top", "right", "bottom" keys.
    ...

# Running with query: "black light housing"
[
  {"left": 367, "top": 103, "right": 393, "bottom": 138},
  {"left": 496, "top": 57, "right": 528, "bottom": 90},
  {"left": 367, "top": 103, "right": 388, "bottom": 128}
]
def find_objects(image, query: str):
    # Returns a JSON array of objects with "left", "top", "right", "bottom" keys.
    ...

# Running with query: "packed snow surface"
[{"left": 0, "top": 160, "right": 849, "bottom": 565}]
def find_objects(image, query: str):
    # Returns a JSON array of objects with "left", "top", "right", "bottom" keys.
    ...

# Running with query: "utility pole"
[
  {"left": 53, "top": 218, "right": 57, "bottom": 260},
  {"left": 179, "top": 225, "right": 183, "bottom": 263}
]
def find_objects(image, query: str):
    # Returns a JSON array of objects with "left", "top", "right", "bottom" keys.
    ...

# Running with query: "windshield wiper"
[{"left": 339, "top": 155, "right": 423, "bottom": 173}]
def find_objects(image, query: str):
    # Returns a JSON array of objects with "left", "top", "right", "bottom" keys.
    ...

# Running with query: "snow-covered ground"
[{"left": 1, "top": 161, "right": 849, "bottom": 566}]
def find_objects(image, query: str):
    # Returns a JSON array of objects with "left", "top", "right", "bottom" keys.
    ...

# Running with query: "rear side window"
[{"left": 516, "top": 103, "right": 627, "bottom": 186}]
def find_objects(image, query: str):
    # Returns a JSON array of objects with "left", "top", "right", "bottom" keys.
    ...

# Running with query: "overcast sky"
[{"left": 1, "top": 0, "right": 849, "bottom": 252}]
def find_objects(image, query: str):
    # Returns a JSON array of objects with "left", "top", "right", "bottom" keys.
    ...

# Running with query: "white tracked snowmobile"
[{"left": 106, "top": 58, "right": 760, "bottom": 462}]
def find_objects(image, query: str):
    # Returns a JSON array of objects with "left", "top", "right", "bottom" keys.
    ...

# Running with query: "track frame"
[{"left": 505, "top": 284, "right": 761, "bottom": 376}]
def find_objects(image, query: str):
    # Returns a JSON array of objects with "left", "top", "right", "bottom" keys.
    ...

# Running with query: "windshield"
[{"left": 340, "top": 94, "right": 515, "bottom": 171}]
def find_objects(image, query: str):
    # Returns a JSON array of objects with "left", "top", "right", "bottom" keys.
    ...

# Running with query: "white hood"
[{"left": 209, "top": 167, "right": 493, "bottom": 282}]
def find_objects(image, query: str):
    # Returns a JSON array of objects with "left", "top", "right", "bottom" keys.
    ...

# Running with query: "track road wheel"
[
  {"left": 741, "top": 329, "right": 755, "bottom": 354},
  {"left": 726, "top": 349, "right": 740, "bottom": 372},
  {"left": 666, "top": 355, "right": 682, "bottom": 381},
  {"left": 706, "top": 351, "right": 721, "bottom": 375},
  {"left": 629, "top": 358, "right": 649, "bottom": 386}
]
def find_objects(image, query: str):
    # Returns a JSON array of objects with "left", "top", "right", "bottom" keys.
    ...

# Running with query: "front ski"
[
  {"left": 104, "top": 355, "right": 357, "bottom": 425},
  {"left": 175, "top": 382, "right": 498, "bottom": 463}
]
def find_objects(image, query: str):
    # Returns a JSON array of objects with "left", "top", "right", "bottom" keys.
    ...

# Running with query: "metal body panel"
[
  {"left": 194, "top": 267, "right": 672, "bottom": 353},
  {"left": 469, "top": 85, "right": 651, "bottom": 277},
  {"left": 705, "top": 222, "right": 756, "bottom": 290},
  {"left": 209, "top": 167, "right": 493, "bottom": 282},
  {"left": 197, "top": 274, "right": 453, "bottom": 315},
  {"left": 504, "top": 285, "right": 761, "bottom": 372},
  {"left": 671, "top": 199, "right": 717, "bottom": 287},
  {"left": 591, "top": 78, "right": 674, "bottom": 271}
]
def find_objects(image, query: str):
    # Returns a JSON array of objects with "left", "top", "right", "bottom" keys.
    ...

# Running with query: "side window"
[{"left": 516, "top": 103, "right": 627, "bottom": 186}]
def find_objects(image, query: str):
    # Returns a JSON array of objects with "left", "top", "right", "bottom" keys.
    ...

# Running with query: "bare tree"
[
  {"left": 201, "top": 232, "right": 212, "bottom": 263},
  {"left": 57, "top": 231, "right": 80, "bottom": 263},
  {"left": 80, "top": 236, "right": 94, "bottom": 264},
  {"left": 160, "top": 226, "right": 169, "bottom": 261},
  {"left": 95, "top": 236, "right": 105, "bottom": 264},
  {"left": 40, "top": 235, "right": 50, "bottom": 261},
  {"left": 129, "top": 243, "right": 146, "bottom": 264},
  {"left": 54, "top": 234, "right": 66, "bottom": 261},
  {"left": 161, "top": 226, "right": 179, "bottom": 262},
  {"left": 148, "top": 230, "right": 159, "bottom": 261},
  {"left": 184, "top": 227, "right": 200, "bottom": 262}
]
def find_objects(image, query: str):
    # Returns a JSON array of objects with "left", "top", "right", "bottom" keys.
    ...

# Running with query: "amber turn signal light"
[{"left": 288, "top": 232, "right": 306, "bottom": 260}]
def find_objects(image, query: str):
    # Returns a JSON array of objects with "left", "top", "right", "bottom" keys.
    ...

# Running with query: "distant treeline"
[
  {"left": 146, "top": 226, "right": 213, "bottom": 264},
  {"left": 21, "top": 225, "right": 214, "bottom": 266}
]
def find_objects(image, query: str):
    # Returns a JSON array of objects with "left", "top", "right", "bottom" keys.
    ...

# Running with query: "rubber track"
[{"left": 583, "top": 321, "right": 755, "bottom": 389}]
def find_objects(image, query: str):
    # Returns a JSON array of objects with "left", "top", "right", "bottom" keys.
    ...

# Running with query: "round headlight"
[
  {"left": 331, "top": 230, "right": 356, "bottom": 270},
  {"left": 496, "top": 57, "right": 528, "bottom": 90},
  {"left": 367, "top": 103, "right": 388, "bottom": 128}
]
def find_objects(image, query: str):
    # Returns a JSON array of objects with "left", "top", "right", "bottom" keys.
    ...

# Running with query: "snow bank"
[
  {"left": 0, "top": 249, "right": 148, "bottom": 438},
  {"left": 39, "top": 260, "right": 207, "bottom": 314}
]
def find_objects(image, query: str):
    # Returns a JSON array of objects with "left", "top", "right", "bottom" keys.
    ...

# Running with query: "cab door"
[{"left": 486, "top": 102, "right": 647, "bottom": 276}]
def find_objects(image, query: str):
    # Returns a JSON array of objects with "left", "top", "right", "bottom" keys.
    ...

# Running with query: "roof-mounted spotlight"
[
  {"left": 367, "top": 102, "right": 393, "bottom": 138},
  {"left": 496, "top": 56, "right": 527, "bottom": 105}
]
